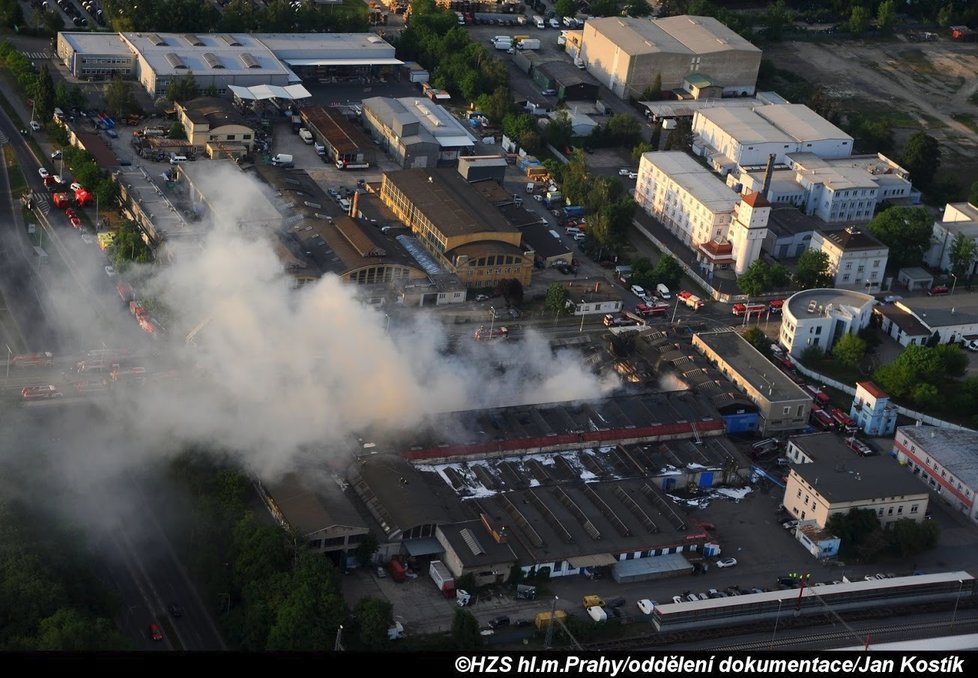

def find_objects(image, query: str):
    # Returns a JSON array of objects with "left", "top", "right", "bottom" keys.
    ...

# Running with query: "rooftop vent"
[
  {"left": 146, "top": 33, "right": 167, "bottom": 47},
  {"left": 202, "top": 52, "right": 224, "bottom": 69},
  {"left": 184, "top": 34, "right": 204, "bottom": 47},
  {"left": 239, "top": 53, "right": 260, "bottom": 69},
  {"left": 164, "top": 53, "right": 187, "bottom": 69},
  {"left": 219, "top": 34, "right": 242, "bottom": 47}
]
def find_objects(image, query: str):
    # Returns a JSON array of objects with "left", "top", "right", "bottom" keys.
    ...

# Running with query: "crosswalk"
[
  {"left": 23, "top": 52, "right": 51, "bottom": 60},
  {"left": 34, "top": 194, "right": 51, "bottom": 216}
]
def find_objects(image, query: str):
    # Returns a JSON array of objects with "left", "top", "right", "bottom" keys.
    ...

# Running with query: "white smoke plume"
[{"left": 84, "top": 166, "right": 619, "bottom": 479}]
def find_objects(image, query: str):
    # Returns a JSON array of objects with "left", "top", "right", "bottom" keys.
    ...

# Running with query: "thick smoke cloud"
[{"left": 82, "top": 166, "right": 617, "bottom": 479}]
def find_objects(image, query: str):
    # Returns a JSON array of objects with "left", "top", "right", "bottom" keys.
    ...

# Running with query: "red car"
[
  {"left": 927, "top": 285, "right": 950, "bottom": 296},
  {"left": 149, "top": 623, "right": 163, "bottom": 641}
]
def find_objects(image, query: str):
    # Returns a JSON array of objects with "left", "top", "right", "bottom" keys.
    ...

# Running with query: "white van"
[
  {"left": 533, "top": 15, "right": 545, "bottom": 29},
  {"left": 339, "top": 198, "right": 352, "bottom": 212},
  {"left": 565, "top": 227, "right": 582, "bottom": 236},
  {"left": 169, "top": 153, "right": 188, "bottom": 164},
  {"left": 526, "top": 182, "right": 535, "bottom": 193},
  {"left": 655, "top": 283, "right": 671, "bottom": 299}
]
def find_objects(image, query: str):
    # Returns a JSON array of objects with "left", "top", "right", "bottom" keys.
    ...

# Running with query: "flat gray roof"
[
  {"left": 121, "top": 32, "right": 290, "bottom": 78},
  {"left": 254, "top": 32, "right": 396, "bottom": 60},
  {"left": 785, "top": 288, "right": 875, "bottom": 320},
  {"left": 787, "top": 432, "right": 858, "bottom": 464},
  {"left": 895, "top": 296, "right": 978, "bottom": 331},
  {"left": 792, "top": 457, "right": 929, "bottom": 502},
  {"left": 588, "top": 15, "right": 759, "bottom": 57},
  {"left": 640, "top": 151, "right": 741, "bottom": 214},
  {"left": 767, "top": 205, "right": 822, "bottom": 238},
  {"left": 613, "top": 552, "right": 693, "bottom": 578},
  {"left": 267, "top": 472, "right": 367, "bottom": 536},
  {"left": 439, "top": 520, "right": 518, "bottom": 568},
  {"left": 899, "top": 425, "right": 978, "bottom": 492},
  {"left": 60, "top": 31, "right": 133, "bottom": 55},
  {"left": 693, "top": 330, "right": 809, "bottom": 404}
]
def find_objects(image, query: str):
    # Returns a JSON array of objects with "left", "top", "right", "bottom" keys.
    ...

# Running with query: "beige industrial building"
[
  {"left": 784, "top": 458, "right": 929, "bottom": 529},
  {"left": 580, "top": 15, "right": 761, "bottom": 100},
  {"left": 176, "top": 97, "right": 256, "bottom": 157},
  {"left": 692, "top": 330, "right": 811, "bottom": 433},
  {"left": 893, "top": 425, "right": 978, "bottom": 525}
]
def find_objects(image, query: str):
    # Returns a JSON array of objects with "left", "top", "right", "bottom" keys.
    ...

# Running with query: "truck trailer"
[{"left": 429, "top": 560, "right": 456, "bottom": 598}]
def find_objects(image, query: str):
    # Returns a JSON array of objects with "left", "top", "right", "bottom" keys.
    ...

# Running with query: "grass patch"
[
  {"left": 918, "top": 113, "right": 946, "bottom": 129},
  {"left": 0, "top": 88, "right": 24, "bottom": 128},
  {"left": 896, "top": 48, "right": 937, "bottom": 73},
  {"left": 969, "top": 91, "right": 978, "bottom": 106},
  {"left": 952, "top": 112, "right": 978, "bottom": 133},
  {"left": 756, "top": 59, "right": 818, "bottom": 104}
]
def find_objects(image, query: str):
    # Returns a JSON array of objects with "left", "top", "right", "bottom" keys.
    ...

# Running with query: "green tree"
[
  {"left": 762, "top": 0, "right": 794, "bottom": 41},
  {"left": 166, "top": 71, "right": 199, "bottom": 104},
  {"left": 104, "top": 78, "right": 138, "bottom": 120},
  {"left": 736, "top": 259, "right": 773, "bottom": 297},
  {"left": 948, "top": 232, "right": 977, "bottom": 278},
  {"left": 631, "top": 141, "right": 654, "bottom": 163},
  {"left": 553, "top": 0, "right": 577, "bottom": 19},
  {"left": 546, "top": 282, "right": 570, "bottom": 315},
  {"left": 495, "top": 278, "right": 524, "bottom": 307},
  {"left": 901, "top": 132, "right": 942, "bottom": 192},
  {"left": 42, "top": 6, "right": 65, "bottom": 34},
  {"left": 546, "top": 109, "right": 574, "bottom": 150},
  {"left": 935, "top": 343, "right": 968, "bottom": 378},
  {"left": 794, "top": 250, "right": 833, "bottom": 289},
  {"left": 888, "top": 519, "right": 940, "bottom": 558},
  {"left": 651, "top": 254, "right": 683, "bottom": 289},
  {"left": 354, "top": 598, "right": 393, "bottom": 650},
  {"left": 663, "top": 118, "right": 692, "bottom": 150},
  {"left": 451, "top": 609, "right": 482, "bottom": 650},
  {"left": 34, "top": 64, "right": 56, "bottom": 124},
  {"left": 968, "top": 181, "right": 978, "bottom": 206},
  {"left": 742, "top": 327, "right": 771, "bottom": 358},
  {"left": 474, "top": 86, "right": 514, "bottom": 126},
  {"left": 769, "top": 263, "right": 791, "bottom": 290},
  {"left": 847, "top": 5, "right": 871, "bottom": 36},
  {"left": 825, "top": 508, "right": 884, "bottom": 561},
  {"left": 936, "top": 2, "right": 956, "bottom": 27},
  {"left": 876, "top": 0, "right": 897, "bottom": 34},
  {"left": 33, "top": 608, "right": 128, "bottom": 651},
  {"left": 265, "top": 552, "right": 346, "bottom": 651},
  {"left": 354, "top": 533, "right": 378, "bottom": 568},
  {"left": 868, "top": 207, "right": 934, "bottom": 270},
  {"left": 911, "top": 382, "right": 940, "bottom": 409},
  {"left": 110, "top": 220, "right": 153, "bottom": 269},
  {"left": 624, "top": 0, "right": 653, "bottom": 17},
  {"left": 832, "top": 333, "right": 868, "bottom": 369},
  {"left": 605, "top": 113, "right": 642, "bottom": 146},
  {"left": 640, "top": 73, "right": 663, "bottom": 101},
  {"left": 168, "top": 122, "right": 186, "bottom": 140}
]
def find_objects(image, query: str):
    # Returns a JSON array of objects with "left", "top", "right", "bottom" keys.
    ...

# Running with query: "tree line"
[
  {"left": 98, "top": 0, "right": 368, "bottom": 33},
  {"left": 0, "top": 499, "right": 129, "bottom": 650}
]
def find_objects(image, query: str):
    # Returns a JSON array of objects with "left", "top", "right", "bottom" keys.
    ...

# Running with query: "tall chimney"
[{"left": 761, "top": 153, "right": 775, "bottom": 198}]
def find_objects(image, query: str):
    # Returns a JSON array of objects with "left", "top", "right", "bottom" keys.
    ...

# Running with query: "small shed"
[
  {"left": 611, "top": 553, "right": 695, "bottom": 584},
  {"left": 897, "top": 267, "right": 934, "bottom": 291}
]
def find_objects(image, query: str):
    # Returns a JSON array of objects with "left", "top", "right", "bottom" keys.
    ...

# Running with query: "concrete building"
[
  {"left": 762, "top": 205, "right": 821, "bottom": 260},
  {"left": 258, "top": 473, "right": 369, "bottom": 566},
  {"left": 635, "top": 152, "right": 768, "bottom": 274},
  {"left": 561, "top": 280, "right": 623, "bottom": 316},
  {"left": 693, "top": 104, "right": 852, "bottom": 171},
  {"left": 56, "top": 31, "right": 399, "bottom": 96},
  {"left": 778, "top": 288, "right": 876, "bottom": 357},
  {"left": 519, "top": 223, "right": 573, "bottom": 268},
  {"left": 733, "top": 153, "right": 915, "bottom": 225},
  {"left": 784, "top": 431, "right": 866, "bottom": 465},
  {"left": 580, "top": 15, "right": 761, "bottom": 100},
  {"left": 435, "top": 521, "right": 517, "bottom": 586},
  {"left": 926, "top": 203, "right": 978, "bottom": 275},
  {"left": 532, "top": 62, "right": 601, "bottom": 101},
  {"left": 457, "top": 156, "right": 508, "bottom": 184},
  {"left": 362, "top": 97, "right": 476, "bottom": 168},
  {"left": 810, "top": 227, "right": 888, "bottom": 292},
  {"left": 299, "top": 105, "right": 375, "bottom": 169},
  {"left": 893, "top": 425, "right": 978, "bottom": 524},
  {"left": 176, "top": 97, "right": 255, "bottom": 157},
  {"left": 878, "top": 297, "right": 978, "bottom": 347},
  {"left": 378, "top": 168, "right": 532, "bottom": 288},
  {"left": 692, "top": 330, "right": 811, "bottom": 434},
  {"left": 850, "top": 381, "right": 898, "bottom": 437},
  {"left": 784, "top": 458, "right": 929, "bottom": 529}
]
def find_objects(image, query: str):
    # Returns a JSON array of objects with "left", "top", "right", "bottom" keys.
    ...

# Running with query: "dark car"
[
  {"left": 149, "top": 623, "right": 163, "bottom": 641},
  {"left": 168, "top": 603, "right": 184, "bottom": 618},
  {"left": 488, "top": 615, "right": 510, "bottom": 629}
]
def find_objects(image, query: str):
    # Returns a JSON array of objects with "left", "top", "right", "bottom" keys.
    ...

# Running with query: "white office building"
[
  {"left": 779, "top": 288, "right": 876, "bottom": 357},
  {"left": 692, "top": 104, "right": 852, "bottom": 172},
  {"left": 810, "top": 227, "right": 888, "bottom": 292},
  {"left": 926, "top": 202, "right": 978, "bottom": 275},
  {"left": 732, "top": 153, "right": 916, "bottom": 224},
  {"left": 635, "top": 151, "right": 768, "bottom": 274}
]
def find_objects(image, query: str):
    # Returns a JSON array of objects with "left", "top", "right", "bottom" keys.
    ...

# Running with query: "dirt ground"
[{"left": 764, "top": 36, "right": 978, "bottom": 185}]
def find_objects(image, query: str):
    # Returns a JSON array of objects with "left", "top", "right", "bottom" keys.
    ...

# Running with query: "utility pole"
[
  {"left": 334, "top": 624, "right": 344, "bottom": 651},
  {"left": 544, "top": 596, "right": 558, "bottom": 649}
]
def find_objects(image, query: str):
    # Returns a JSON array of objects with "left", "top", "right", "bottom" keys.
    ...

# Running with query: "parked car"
[
  {"left": 671, "top": 595, "right": 683, "bottom": 604},
  {"left": 38, "top": 167, "right": 49, "bottom": 178},
  {"left": 636, "top": 599, "right": 655, "bottom": 615},
  {"left": 927, "top": 285, "right": 950, "bottom": 296},
  {"left": 149, "top": 623, "right": 163, "bottom": 641},
  {"left": 30, "top": 120, "right": 42, "bottom": 132},
  {"left": 716, "top": 557, "right": 738, "bottom": 568},
  {"left": 21, "top": 385, "right": 63, "bottom": 400}
]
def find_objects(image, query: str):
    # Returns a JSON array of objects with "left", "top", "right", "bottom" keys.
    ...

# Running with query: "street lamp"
[
  {"left": 488, "top": 306, "right": 496, "bottom": 337},
  {"left": 384, "top": 313, "right": 391, "bottom": 334},
  {"left": 951, "top": 579, "right": 964, "bottom": 629},
  {"left": 770, "top": 598, "right": 784, "bottom": 650},
  {"left": 579, "top": 300, "right": 586, "bottom": 332},
  {"left": 671, "top": 296, "right": 681, "bottom": 324},
  {"left": 950, "top": 273, "right": 958, "bottom": 296}
]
